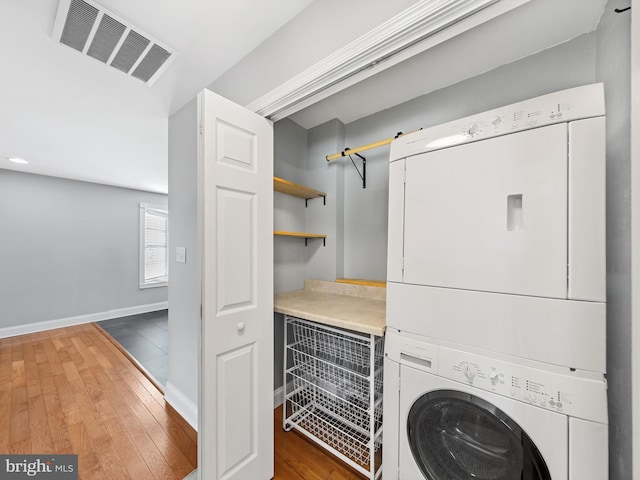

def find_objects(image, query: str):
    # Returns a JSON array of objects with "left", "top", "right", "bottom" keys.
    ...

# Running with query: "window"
[{"left": 139, "top": 203, "right": 168, "bottom": 288}]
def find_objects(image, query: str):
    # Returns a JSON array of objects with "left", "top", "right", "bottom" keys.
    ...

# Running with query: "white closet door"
[
  {"left": 198, "top": 89, "right": 274, "bottom": 480},
  {"left": 403, "top": 123, "right": 568, "bottom": 299}
]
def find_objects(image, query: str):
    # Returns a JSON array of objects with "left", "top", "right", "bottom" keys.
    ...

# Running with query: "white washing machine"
[{"left": 383, "top": 329, "right": 608, "bottom": 480}]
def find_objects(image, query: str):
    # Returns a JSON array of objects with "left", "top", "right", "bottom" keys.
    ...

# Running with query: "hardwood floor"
[
  {"left": 5, "top": 323, "right": 364, "bottom": 480},
  {"left": 2, "top": 323, "right": 196, "bottom": 480},
  {"left": 274, "top": 407, "right": 364, "bottom": 480}
]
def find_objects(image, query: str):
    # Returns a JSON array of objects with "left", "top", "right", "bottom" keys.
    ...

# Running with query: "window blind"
[
  {"left": 141, "top": 205, "right": 168, "bottom": 286},
  {"left": 144, "top": 208, "right": 168, "bottom": 282}
]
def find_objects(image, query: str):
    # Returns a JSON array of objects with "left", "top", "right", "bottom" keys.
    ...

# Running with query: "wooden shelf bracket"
[{"left": 274, "top": 231, "right": 326, "bottom": 247}]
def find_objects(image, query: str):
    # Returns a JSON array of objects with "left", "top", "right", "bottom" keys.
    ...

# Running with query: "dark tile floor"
[{"left": 97, "top": 310, "right": 168, "bottom": 386}]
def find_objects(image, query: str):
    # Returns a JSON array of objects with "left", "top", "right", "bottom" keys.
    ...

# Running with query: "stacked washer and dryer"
[{"left": 382, "top": 84, "right": 608, "bottom": 479}]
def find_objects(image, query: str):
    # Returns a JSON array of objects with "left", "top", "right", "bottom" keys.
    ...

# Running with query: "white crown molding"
[{"left": 246, "top": 0, "right": 529, "bottom": 121}]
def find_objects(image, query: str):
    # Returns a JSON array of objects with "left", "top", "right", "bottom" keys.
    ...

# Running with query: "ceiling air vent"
[{"left": 52, "top": 0, "right": 175, "bottom": 85}]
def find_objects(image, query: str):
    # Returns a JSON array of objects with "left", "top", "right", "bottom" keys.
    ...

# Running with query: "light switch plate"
[{"left": 176, "top": 247, "right": 186, "bottom": 263}]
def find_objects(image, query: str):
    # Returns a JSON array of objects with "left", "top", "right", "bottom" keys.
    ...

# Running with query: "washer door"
[{"left": 408, "top": 390, "right": 551, "bottom": 480}]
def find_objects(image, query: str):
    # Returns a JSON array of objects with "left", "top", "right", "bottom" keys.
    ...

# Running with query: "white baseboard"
[
  {"left": 165, "top": 381, "right": 198, "bottom": 431},
  {"left": 0, "top": 302, "right": 168, "bottom": 339},
  {"left": 274, "top": 381, "right": 293, "bottom": 409},
  {"left": 183, "top": 469, "right": 198, "bottom": 480},
  {"left": 163, "top": 383, "right": 288, "bottom": 432},
  {"left": 274, "top": 385, "right": 285, "bottom": 408}
]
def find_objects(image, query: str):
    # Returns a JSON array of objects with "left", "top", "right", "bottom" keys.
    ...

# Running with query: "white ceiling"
[{"left": 0, "top": 0, "right": 314, "bottom": 193}]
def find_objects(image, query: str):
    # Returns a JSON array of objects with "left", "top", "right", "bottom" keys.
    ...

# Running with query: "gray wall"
[
  {"left": 288, "top": 32, "right": 599, "bottom": 282},
  {"left": 167, "top": 98, "right": 200, "bottom": 418},
  {"left": 274, "top": 119, "right": 309, "bottom": 295},
  {"left": 595, "top": 1, "right": 632, "bottom": 477},
  {"left": 0, "top": 169, "right": 168, "bottom": 328},
  {"left": 271, "top": 118, "right": 348, "bottom": 390},
  {"left": 343, "top": 32, "right": 598, "bottom": 280},
  {"left": 273, "top": 119, "right": 309, "bottom": 389},
  {"left": 304, "top": 119, "right": 346, "bottom": 281}
]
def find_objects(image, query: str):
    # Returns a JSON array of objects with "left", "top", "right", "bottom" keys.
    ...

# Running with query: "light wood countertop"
[{"left": 274, "top": 279, "right": 386, "bottom": 336}]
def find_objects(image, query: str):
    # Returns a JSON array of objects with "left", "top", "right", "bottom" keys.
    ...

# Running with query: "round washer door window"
[{"left": 407, "top": 390, "right": 551, "bottom": 480}]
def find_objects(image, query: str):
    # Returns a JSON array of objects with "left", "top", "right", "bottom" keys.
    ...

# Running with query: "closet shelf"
[
  {"left": 274, "top": 177, "right": 326, "bottom": 207},
  {"left": 275, "top": 231, "right": 326, "bottom": 246},
  {"left": 336, "top": 278, "right": 386, "bottom": 288}
]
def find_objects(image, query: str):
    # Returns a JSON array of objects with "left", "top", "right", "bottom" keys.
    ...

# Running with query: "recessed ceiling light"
[{"left": 8, "top": 157, "right": 28, "bottom": 164}]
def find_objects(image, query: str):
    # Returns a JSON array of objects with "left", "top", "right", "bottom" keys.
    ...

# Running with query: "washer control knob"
[
  {"left": 463, "top": 365, "right": 476, "bottom": 383},
  {"left": 468, "top": 123, "right": 479, "bottom": 136},
  {"left": 489, "top": 369, "right": 500, "bottom": 384},
  {"left": 492, "top": 116, "right": 502, "bottom": 126}
]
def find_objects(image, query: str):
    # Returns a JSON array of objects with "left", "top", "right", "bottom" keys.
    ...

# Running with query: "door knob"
[{"left": 237, "top": 322, "right": 246, "bottom": 332}]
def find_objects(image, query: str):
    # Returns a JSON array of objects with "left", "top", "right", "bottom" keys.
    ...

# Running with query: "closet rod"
[{"left": 326, "top": 128, "right": 422, "bottom": 162}]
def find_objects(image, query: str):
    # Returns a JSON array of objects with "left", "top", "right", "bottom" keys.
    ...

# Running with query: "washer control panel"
[
  {"left": 385, "top": 330, "right": 608, "bottom": 424},
  {"left": 440, "top": 347, "right": 607, "bottom": 423}
]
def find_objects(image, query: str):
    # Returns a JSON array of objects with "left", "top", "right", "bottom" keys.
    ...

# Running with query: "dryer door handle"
[{"left": 400, "top": 353, "right": 433, "bottom": 371}]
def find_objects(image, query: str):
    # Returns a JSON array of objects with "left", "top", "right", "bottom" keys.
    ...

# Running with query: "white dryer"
[
  {"left": 386, "top": 83, "right": 607, "bottom": 373},
  {"left": 383, "top": 329, "right": 608, "bottom": 480}
]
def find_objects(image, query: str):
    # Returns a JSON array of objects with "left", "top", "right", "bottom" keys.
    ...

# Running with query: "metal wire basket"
[{"left": 284, "top": 316, "right": 384, "bottom": 479}]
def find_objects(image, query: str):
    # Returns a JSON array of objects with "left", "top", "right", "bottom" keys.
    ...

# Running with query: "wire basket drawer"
[
  {"left": 288, "top": 351, "right": 383, "bottom": 430},
  {"left": 283, "top": 316, "right": 384, "bottom": 479},
  {"left": 290, "top": 318, "right": 384, "bottom": 376}
]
